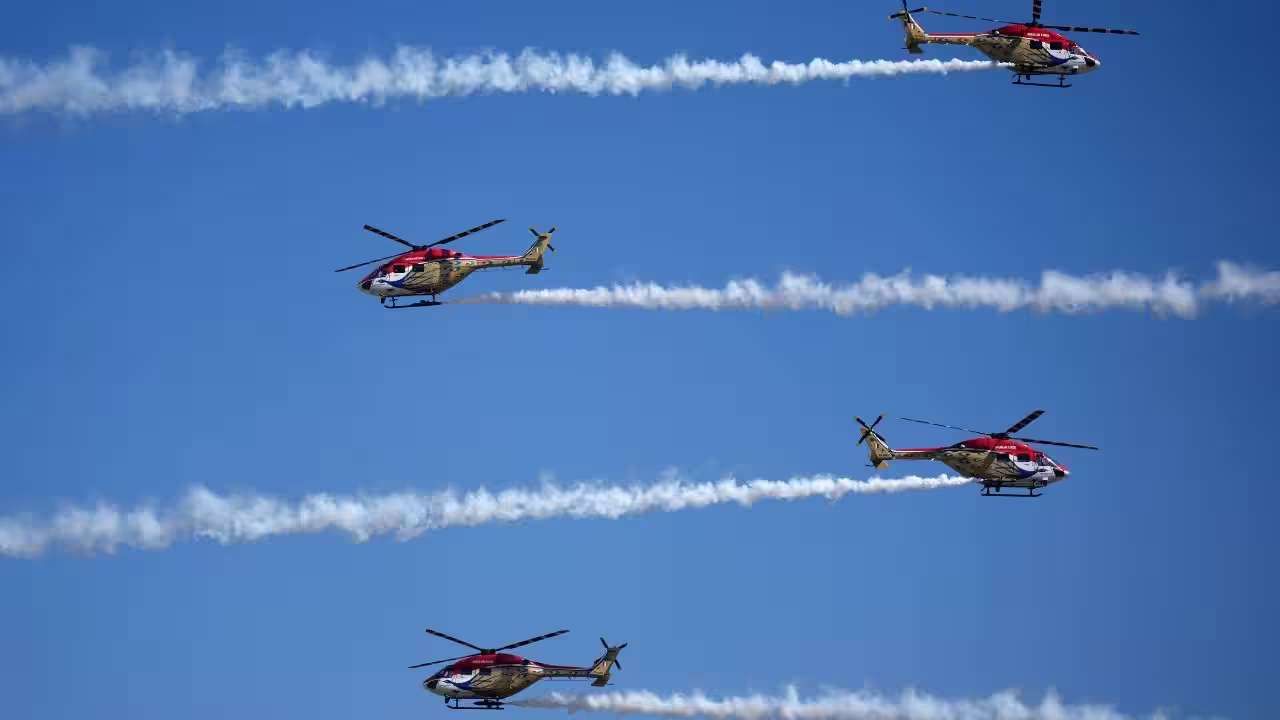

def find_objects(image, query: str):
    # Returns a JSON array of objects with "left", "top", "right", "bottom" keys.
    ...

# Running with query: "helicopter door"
[{"left": 1011, "top": 452, "right": 1039, "bottom": 477}]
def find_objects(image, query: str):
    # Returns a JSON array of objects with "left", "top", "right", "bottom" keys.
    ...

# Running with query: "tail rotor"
[
  {"left": 599, "top": 637, "right": 626, "bottom": 671},
  {"left": 589, "top": 637, "right": 627, "bottom": 686},
  {"left": 856, "top": 415, "right": 884, "bottom": 446},
  {"left": 523, "top": 227, "right": 558, "bottom": 274},
  {"left": 529, "top": 226, "right": 557, "bottom": 252},
  {"left": 856, "top": 414, "right": 894, "bottom": 468},
  {"left": 888, "top": 2, "right": 930, "bottom": 53}
]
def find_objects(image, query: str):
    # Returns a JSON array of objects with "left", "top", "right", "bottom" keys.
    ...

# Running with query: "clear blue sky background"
[{"left": 2, "top": 0, "right": 1277, "bottom": 717}]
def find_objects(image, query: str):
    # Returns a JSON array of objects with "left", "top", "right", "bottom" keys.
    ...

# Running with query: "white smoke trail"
[
  {"left": 514, "top": 687, "right": 1169, "bottom": 720},
  {"left": 0, "top": 472, "right": 971, "bottom": 558},
  {"left": 458, "top": 261, "right": 1280, "bottom": 319},
  {"left": 0, "top": 46, "right": 997, "bottom": 115}
]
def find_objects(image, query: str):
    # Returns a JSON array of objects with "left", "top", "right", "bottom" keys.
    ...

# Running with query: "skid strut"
[
  {"left": 383, "top": 295, "right": 443, "bottom": 309},
  {"left": 981, "top": 485, "right": 1042, "bottom": 498},
  {"left": 1012, "top": 73, "right": 1071, "bottom": 88}
]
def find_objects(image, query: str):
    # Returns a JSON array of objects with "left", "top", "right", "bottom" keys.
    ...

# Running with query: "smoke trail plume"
[
  {"left": 0, "top": 473, "right": 970, "bottom": 558},
  {"left": 459, "top": 261, "right": 1280, "bottom": 319},
  {"left": 0, "top": 46, "right": 996, "bottom": 116},
  {"left": 515, "top": 687, "right": 1168, "bottom": 720}
]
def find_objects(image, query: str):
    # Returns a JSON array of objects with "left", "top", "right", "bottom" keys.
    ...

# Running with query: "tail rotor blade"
[{"left": 855, "top": 415, "right": 884, "bottom": 445}]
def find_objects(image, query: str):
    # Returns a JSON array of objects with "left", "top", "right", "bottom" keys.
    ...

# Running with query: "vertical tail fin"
[
  {"left": 888, "top": 3, "right": 929, "bottom": 53},
  {"left": 856, "top": 415, "right": 895, "bottom": 468},
  {"left": 522, "top": 226, "right": 557, "bottom": 274},
  {"left": 589, "top": 638, "right": 626, "bottom": 687}
]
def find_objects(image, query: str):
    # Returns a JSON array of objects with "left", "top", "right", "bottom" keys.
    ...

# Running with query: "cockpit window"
[
  {"left": 412, "top": 263, "right": 424, "bottom": 272},
  {"left": 392, "top": 265, "right": 405, "bottom": 273},
  {"left": 1049, "top": 41, "right": 1064, "bottom": 50},
  {"left": 1016, "top": 453, "right": 1031, "bottom": 462}
]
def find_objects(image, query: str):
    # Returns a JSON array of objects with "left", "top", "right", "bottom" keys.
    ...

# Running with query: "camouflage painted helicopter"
[
  {"left": 334, "top": 218, "right": 557, "bottom": 308},
  {"left": 409, "top": 628, "right": 626, "bottom": 710},
  {"left": 889, "top": 0, "right": 1139, "bottom": 87},
  {"left": 856, "top": 410, "right": 1098, "bottom": 497}
]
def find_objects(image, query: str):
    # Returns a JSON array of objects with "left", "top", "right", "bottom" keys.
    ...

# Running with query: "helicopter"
[
  {"left": 888, "top": 0, "right": 1139, "bottom": 87},
  {"left": 334, "top": 218, "right": 557, "bottom": 308},
  {"left": 409, "top": 628, "right": 627, "bottom": 710},
  {"left": 855, "top": 410, "right": 1098, "bottom": 497}
]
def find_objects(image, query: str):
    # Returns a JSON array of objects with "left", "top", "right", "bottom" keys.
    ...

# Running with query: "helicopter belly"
[
  {"left": 937, "top": 451, "right": 1059, "bottom": 486},
  {"left": 971, "top": 36, "right": 1088, "bottom": 75},
  {"left": 373, "top": 261, "right": 477, "bottom": 297},
  {"left": 427, "top": 666, "right": 542, "bottom": 700},
  {"left": 936, "top": 449, "right": 1003, "bottom": 478}
]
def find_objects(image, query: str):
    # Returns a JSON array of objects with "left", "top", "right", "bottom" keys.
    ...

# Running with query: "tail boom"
[
  {"left": 537, "top": 639, "right": 624, "bottom": 687},
  {"left": 521, "top": 227, "right": 556, "bottom": 274},
  {"left": 858, "top": 416, "right": 937, "bottom": 469},
  {"left": 889, "top": 7, "right": 977, "bottom": 53}
]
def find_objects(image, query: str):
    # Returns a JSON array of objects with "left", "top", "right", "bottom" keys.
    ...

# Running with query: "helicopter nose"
[
  {"left": 1084, "top": 55, "right": 1099, "bottom": 70},
  {"left": 359, "top": 279, "right": 373, "bottom": 293}
]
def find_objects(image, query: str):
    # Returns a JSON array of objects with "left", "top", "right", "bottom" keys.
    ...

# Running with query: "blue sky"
[{"left": 1, "top": 0, "right": 1277, "bottom": 717}]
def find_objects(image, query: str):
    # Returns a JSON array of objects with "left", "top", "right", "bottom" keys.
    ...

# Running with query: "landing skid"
[
  {"left": 382, "top": 296, "right": 443, "bottom": 309},
  {"left": 981, "top": 485, "right": 1042, "bottom": 498},
  {"left": 1012, "top": 74, "right": 1071, "bottom": 88},
  {"left": 445, "top": 698, "right": 505, "bottom": 711}
]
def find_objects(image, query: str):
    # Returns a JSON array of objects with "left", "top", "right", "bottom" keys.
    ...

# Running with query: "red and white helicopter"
[
  {"left": 334, "top": 218, "right": 557, "bottom": 308},
  {"left": 856, "top": 410, "right": 1098, "bottom": 497},
  {"left": 409, "top": 628, "right": 626, "bottom": 710},
  {"left": 889, "top": 0, "right": 1139, "bottom": 87}
]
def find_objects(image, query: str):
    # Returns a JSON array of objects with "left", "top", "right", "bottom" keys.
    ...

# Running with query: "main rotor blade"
[
  {"left": 1031, "top": 0, "right": 1042, "bottom": 24},
  {"left": 1040, "top": 24, "right": 1140, "bottom": 35},
  {"left": 1009, "top": 436, "right": 1100, "bottom": 450},
  {"left": 494, "top": 629, "right": 569, "bottom": 653},
  {"left": 423, "top": 218, "right": 506, "bottom": 249},
  {"left": 363, "top": 224, "right": 418, "bottom": 249},
  {"left": 922, "top": 8, "right": 1018, "bottom": 24},
  {"left": 900, "top": 417, "right": 988, "bottom": 435},
  {"left": 425, "top": 628, "right": 487, "bottom": 653},
  {"left": 1004, "top": 410, "right": 1044, "bottom": 435},
  {"left": 334, "top": 251, "right": 406, "bottom": 272},
  {"left": 408, "top": 653, "right": 474, "bottom": 669}
]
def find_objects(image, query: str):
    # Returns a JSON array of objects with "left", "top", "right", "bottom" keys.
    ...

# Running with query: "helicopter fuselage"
[
  {"left": 927, "top": 25, "right": 1100, "bottom": 76},
  {"left": 891, "top": 437, "right": 1069, "bottom": 489},
  {"left": 423, "top": 654, "right": 546, "bottom": 700},
  {"left": 358, "top": 249, "right": 535, "bottom": 299}
]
